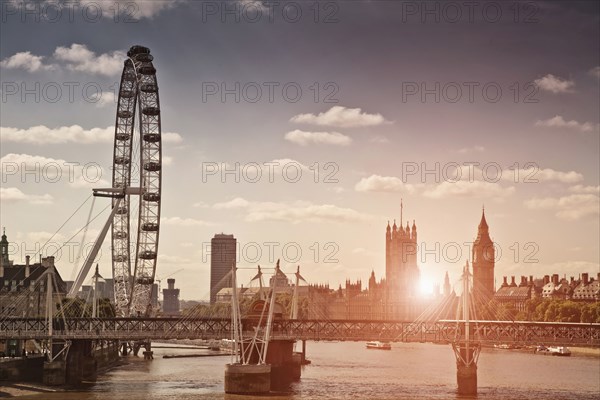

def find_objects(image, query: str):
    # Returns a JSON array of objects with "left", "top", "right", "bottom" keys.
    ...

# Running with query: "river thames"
[{"left": 13, "top": 342, "right": 600, "bottom": 400}]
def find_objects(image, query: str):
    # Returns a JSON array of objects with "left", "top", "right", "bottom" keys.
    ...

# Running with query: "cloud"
[
  {"left": 0, "top": 187, "right": 53, "bottom": 205},
  {"left": 1, "top": 125, "right": 183, "bottom": 145},
  {"left": 79, "top": 0, "right": 181, "bottom": 19},
  {"left": 534, "top": 115, "right": 596, "bottom": 133},
  {"left": 370, "top": 135, "right": 389, "bottom": 144},
  {"left": 91, "top": 91, "right": 117, "bottom": 108},
  {"left": 162, "top": 156, "right": 173, "bottom": 166},
  {"left": 457, "top": 145, "right": 485, "bottom": 154},
  {"left": 423, "top": 181, "right": 515, "bottom": 199},
  {"left": 569, "top": 185, "right": 600, "bottom": 194},
  {"left": 290, "top": 106, "right": 391, "bottom": 128},
  {"left": 0, "top": 153, "right": 109, "bottom": 188},
  {"left": 246, "top": 202, "right": 369, "bottom": 224},
  {"left": 502, "top": 167, "right": 583, "bottom": 184},
  {"left": 284, "top": 130, "right": 352, "bottom": 146},
  {"left": 53, "top": 44, "right": 126, "bottom": 77},
  {"left": 161, "top": 217, "right": 214, "bottom": 227},
  {"left": 213, "top": 197, "right": 250, "bottom": 210},
  {"left": 210, "top": 198, "right": 370, "bottom": 224},
  {"left": 0, "top": 51, "right": 53, "bottom": 73},
  {"left": 589, "top": 66, "right": 600, "bottom": 79},
  {"left": 534, "top": 74, "right": 575, "bottom": 93},
  {"left": 355, "top": 175, "right": 417, "bottom": 193},
  {"left": 524, "top": 194, "right": 599, "bottom": 221}
]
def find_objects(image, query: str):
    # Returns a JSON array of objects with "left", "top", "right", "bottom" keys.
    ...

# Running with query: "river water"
[{"left": 15, "top": 342, "right": 600, "bottom": 400}]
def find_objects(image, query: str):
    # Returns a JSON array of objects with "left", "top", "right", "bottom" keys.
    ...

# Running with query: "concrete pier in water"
[{"left": 224, "top": 364, "right": 271, "bottom": 394}]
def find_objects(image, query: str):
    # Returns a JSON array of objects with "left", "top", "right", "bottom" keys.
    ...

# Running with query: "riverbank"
[
  {"left": 570, "top": 347, "right": 600, "bottom": 357},
  {"left": 0, "top": 383, "right": 61, "bottom": 398}
]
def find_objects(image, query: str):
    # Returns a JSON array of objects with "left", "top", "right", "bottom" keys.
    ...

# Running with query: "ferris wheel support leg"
[{"left": 68, "top": 197, "right": 123, "bottom": 298}]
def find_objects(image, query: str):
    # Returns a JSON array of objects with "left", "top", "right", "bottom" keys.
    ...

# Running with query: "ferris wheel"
[
  {"left": 66, "top": 45, "right": 162, "bottom": 317},
  {"left": 110, "top": 45, "right": 162, "bottom": 316}
]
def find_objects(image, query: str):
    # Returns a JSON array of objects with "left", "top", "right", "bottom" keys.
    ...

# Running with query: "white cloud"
[
  {"left": 53, "top": 44, "right": 126, "bottom": 77},
  {"left": 1, "top": 125, "right": 183, "bottom": 145},
  {"left": 457, "top": 145, "right": 485, "bottom": 154},
  {"left": 79, "top": 0, "right": 181, "bottom": 19},
  {"left": 284, "top": 130, "right": 352, "bottom": 146},
  {"left": 290, "top": 106, "right": 391, "bottom": 128},
  {"left": 0, "top": 187, "right": 53, "bottom": 205},
  {"left": 91, "top": 91, "right": 117, "bottom": 108},
  {"left": 0, "top": 51, "right": 53, "bottom": 73},
  {"left": 354, "top": 175, "right": 417, "bottom": 193},
  {"left": 502, "top": 167, "right": 583, "bottom": 184},
  {"left": 1, "top": 125, "right": 113, "bottom": 144},
  {"left": 162, "top": 156, "right": 173, "bottom": 166},
  {"left": 210, "top": 197, "right": 369, "bottom": 224},
  {"left": 524, "top": 194, "right": 600, "bottom": 221},
  {"left": 161, "top": 217, "right": 214, "bottom": 227},
  {"left": 246, "top": 202, "right": 369, "bottom": 224},
  {"left": 163, "top": 132, "right": 184, "bottom": 144},
  {"left": 423, "top": 181, "right": 515, "bottom": 199},
  {"left": 589, "top": 66, "right": 600, "bottom": 79},
  {"left": 535, "top": 115, "right": 596, "bottom": 133},
  {"left": 369, "top": 135, "right": 389, "bottom": 144},
  {"left": 534, "top": 74, "right": 575, "bottom": 93},
  {"left": 213, "top": 197, "right": 250, "bottom": 210},
  {"left": 0, "top": 153, "right": 109, "bottom": 188},
  {"left": 569, "top": 185, "right": 600, "bottom": 194}
]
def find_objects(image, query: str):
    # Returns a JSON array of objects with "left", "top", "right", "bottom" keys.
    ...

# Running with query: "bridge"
[{"left": 2, "top": 317, "right": 598, "bottom": 347}]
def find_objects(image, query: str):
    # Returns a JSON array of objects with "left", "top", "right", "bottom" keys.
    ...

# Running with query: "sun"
[{"left": 418, "top": 277, "right": 435, "bottom": 297}]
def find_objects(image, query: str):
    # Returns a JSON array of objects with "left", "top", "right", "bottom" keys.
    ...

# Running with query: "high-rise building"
[
  {"left": 210, "top": 233, "right": 237, "bottom": 304},
  {"left": 472, "top": 209, "right": 495, "bottom": 297},
  {"left": 162, "top": 278, "right": 180, "bottom": 316}
]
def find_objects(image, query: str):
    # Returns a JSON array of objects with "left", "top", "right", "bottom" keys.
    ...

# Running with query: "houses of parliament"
[{"left": 320, "top": 202, "right": 495, "bottom": 320}]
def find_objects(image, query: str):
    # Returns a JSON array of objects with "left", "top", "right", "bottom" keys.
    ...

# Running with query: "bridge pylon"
[{"left": 451, "top": 261, "right": 481, "bottom": 395}]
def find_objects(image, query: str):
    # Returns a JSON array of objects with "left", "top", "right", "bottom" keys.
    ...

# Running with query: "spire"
[
  {"left": 392, "top": 219, "right": 397, "bottom": 231},
  {"left": 386, "top": 220, "right": 391, "bottom": 232},
  {"left": 412, "top": 219, "right": 416, "bottom": 229},
  {"left": 479, "top": 207, "right": 488, "bottom": 230},
  {"left": 400, "top": 198, "right": 403, "bottom": 228}
]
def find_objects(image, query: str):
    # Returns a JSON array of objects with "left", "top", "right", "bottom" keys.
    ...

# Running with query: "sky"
[{"left": 0, "top": 0, "right": 599, "bottom": 301}]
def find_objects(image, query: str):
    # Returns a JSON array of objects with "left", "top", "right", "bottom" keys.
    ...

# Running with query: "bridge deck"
[{"left": 1, "top": 318, "right": 598, "bottom": 346}]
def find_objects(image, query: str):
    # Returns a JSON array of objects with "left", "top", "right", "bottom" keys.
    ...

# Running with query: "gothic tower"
[
  {"left": 385, "top": 201, "right": 420, "bottom": 317},
  {"left": 472, "top": 209, "right": 495, "bottom": 296},
  {"left": 0, "top": 228, "right": 9, "bottom": 267}
]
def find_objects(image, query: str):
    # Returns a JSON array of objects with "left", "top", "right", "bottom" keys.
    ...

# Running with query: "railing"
[{"left": 1, "top": 317, "right": 598, "bottom": 346}]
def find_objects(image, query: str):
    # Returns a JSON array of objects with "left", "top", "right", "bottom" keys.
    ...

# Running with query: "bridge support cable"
[{"left": 68, "top": 198, "right": 124, "bottom": 298}]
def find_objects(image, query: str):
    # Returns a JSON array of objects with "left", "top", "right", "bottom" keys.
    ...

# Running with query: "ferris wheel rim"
[{"left": 110, "top": 45, "right": 162, "bottom": 317}]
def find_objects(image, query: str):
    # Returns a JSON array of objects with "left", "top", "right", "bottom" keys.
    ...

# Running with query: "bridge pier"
[
  {"left": 43, "top": 360, "right": 66, "bottom": 386},
  {"left": 452, "top": 342, "right": 480, "bottom": 396},
  {"left": 65, "top": 340, "right": 97, "bottom": 385}
]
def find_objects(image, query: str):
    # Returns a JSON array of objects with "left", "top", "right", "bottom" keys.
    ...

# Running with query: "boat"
[
  {"left": 535, "top": 345, "right": 571, "bottom": 356},
  {"left": 366, "top": 341, "right": 392, "bottom": 350}
]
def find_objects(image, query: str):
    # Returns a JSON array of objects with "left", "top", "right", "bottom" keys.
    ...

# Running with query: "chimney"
[
  {"left": 582, "top": 273, "right": 589, "bottom": 285},
  {"left": 25, "top": 255, "right": 30, "bottom": 278},
  {"left": 510, "top": 276, "right": 516, "bottom": 287},
  {"left": 570, "top": 276, "right": 575, "bottom": 284},
  {"left": 552, "top": 274, "right": 559, "bottom": 285},
  {"left": 502, "top": 276, "right": 508, "bottom": 287},
  {"left": 543, "top": 275, "right": 550, "bottom": 285},
  {"left": 597, "top": 272, "right": 600, "bottom": 282},
  {"left": 518, "top": 276, "right": 526, "bottom": 287},
  {"left": 167, "top": 278, "right": 175, "bottom": 290},
  {"left": 529, "top": 275, "right": 534, "bottom": 285}
]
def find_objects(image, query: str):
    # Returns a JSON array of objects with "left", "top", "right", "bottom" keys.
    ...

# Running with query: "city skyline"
[{"left": 0, "top": 1, "right": 598, "bottom": 301}]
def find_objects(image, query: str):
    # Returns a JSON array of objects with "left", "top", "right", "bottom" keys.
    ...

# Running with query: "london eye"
[{"left": 110, "top": 45, "right": 162, "bottom": 316}]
